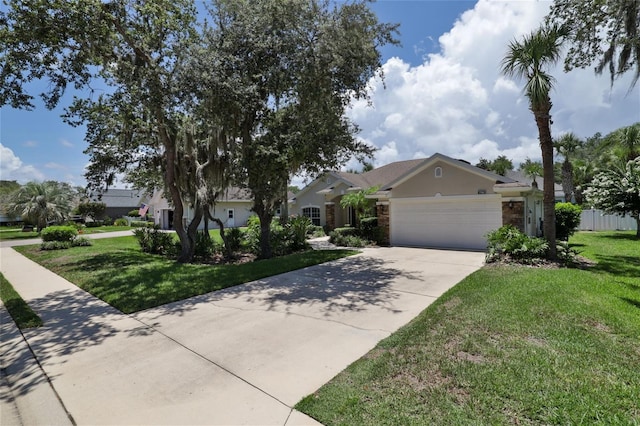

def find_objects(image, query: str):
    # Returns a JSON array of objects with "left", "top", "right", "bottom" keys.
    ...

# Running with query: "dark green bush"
[
  {"left": 194, "top": 231, "right": 214, "bottom": 259},
  {"left": 359, "top": 216, "right": 383, "bottom": 243},
  {"left": 127, "top": 209, "right": 141, "bottom": 217},
  {"left": 41, "top": 226, "right": 78, "bottom": 242},
  {"left": 130, "top": 220, "right": 153, "bottom": 228},
  {"left": 133, "top": 226, "right": 175, "bottom": 255},
  {"left": 85, "top": 221, "right": 104, "bottom": 228},
  {"left": 308, "top": 225, "right": 325, "bottom": 238},
  {"left": 40, "top": 241, "right": 71, "bottom": 250},
  {"left": 555, "top": 202, "right": 582, "bottom": 241},
  {"left": 330, "top": 227, "right": 359, "bottom": 237},
  {"left": 329, "top": 232, "right": 367, "bottom": 248},
  {"left": 114, "top": 218, "right": 128, "bottom": 226},
  {"left": 486, "top": 225, "right": 549, "bottom": 264},
  {"left": 71, "top": 237, "right": 92, "bottom": 247},
  {"left": 103, "top": 216, "right": 114, "bottom": 226},
  {"left": 226, "top": 227, "right": 243, "bottom": 252},
  {"left": 245, "top": 216, "right": 308, "bottom": 257}
]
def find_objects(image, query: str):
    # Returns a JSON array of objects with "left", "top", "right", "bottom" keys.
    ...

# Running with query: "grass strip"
[
  {"left": 296, "top": 231, "right": 640, "bottom": 425},
  {"left": 16, "top": 237, "right": 357, "bottom": 313},
  {"left": 0, "top": 272, "right": 43, "bottom": 328}
]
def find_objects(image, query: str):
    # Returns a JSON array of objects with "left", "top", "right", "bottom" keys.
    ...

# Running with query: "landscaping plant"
[{"left": 555, "top": 202, "right": 582, "bottom": 241}]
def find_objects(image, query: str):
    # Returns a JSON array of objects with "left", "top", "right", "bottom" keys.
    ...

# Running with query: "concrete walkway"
[{"left": 0, "top": 232, "right": 484, "bottom": 425}]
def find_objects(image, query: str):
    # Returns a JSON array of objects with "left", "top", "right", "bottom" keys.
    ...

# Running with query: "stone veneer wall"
[
  {"left": 502, "top": 201, "right": 525, "bottom": 232},
  {"left": 325, "top": 203, "right": 335, "bottom": 231},
  {"left": 377, "top": 203, "right": 390, "bottom": 246}
]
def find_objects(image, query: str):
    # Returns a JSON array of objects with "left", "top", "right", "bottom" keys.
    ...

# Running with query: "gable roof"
[
  {"left": 380, "top": 153, "right": 516, "bottom": 192},
  {"left": 89, "top": 188, "right": 148, "bottom": 208}
]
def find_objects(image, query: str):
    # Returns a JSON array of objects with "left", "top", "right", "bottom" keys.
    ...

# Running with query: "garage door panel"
[{"left": 390, "top": 197, "right": 501, "bottom": 250}]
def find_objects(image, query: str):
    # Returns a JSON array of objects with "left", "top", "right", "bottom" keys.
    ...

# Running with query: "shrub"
[
  {"left": 557, "top": 241, "right": 581, "bottom": 266},
  {"left": 40, "top": 241, "right": 71, "bottom": 250},
  {"left": 245, "top": 216, "right": 308, "bottom": 257},
  {"left": 289, "top": 216, "right": 311, "bottom": 251},
  {"left": 130, "top": 220, "right": 153, "bottom": 228},
  {"left": 114, "top": 218, "right": 128, "bottom": 226},
  {"left": 71, "top": 237, "right": 92, "bottom": 247},
  {"left": 555, "top": 202, "right": 582, "bottom": 241},
  {"left": 41, "top": 226, "right": 78, "bottom": 242},
  {"left": 127, "top": 209, "right": 141, "bottom": 217},
  {"left": 194, "top": 231, "right": 214, "bottom": 259},
  {"left": 103, "top": 216, "right": 114, "bottom": 226},
  {"left": 330, "top": 227, "right": 359, "bottom": 238},
  {"left": 486, "top": 225, "right": 549, "bottom": 264},
  {"left": 329, "top": 232, "right": 367, "bottom": 248},
  {"left": 133, "top": 226, "right": 175, "bottom": 255},
  {"left": 85, "top": 221, "right": 104, "bottom": 228},
  {"left": 359, "top": 216, "right": 383, "bottom": 244},
  {"left": 308, "top": 225, "right": 326, "bottom": 238},
  {"left": 226, "top": 227, "right": 243, "bottom": 252}
]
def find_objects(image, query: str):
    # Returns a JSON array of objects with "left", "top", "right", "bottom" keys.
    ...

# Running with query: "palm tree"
[
  {"left": 6, "top": 181, "right": 75, "bottom": 231},
  {"left": 501, "top": 24, "right": 566, "bottom": 260},
  {"left": 618, "top": 123, "right": 640, "bottom": 161},
  {"left": 572, "top": 159, "right": 595, "bottom": 206},
  {"left": 520, "top": 158, "right": 543, "bottom": 187},
  {"left": 554, "top": 132, "right": 582, "bottom": 202}
]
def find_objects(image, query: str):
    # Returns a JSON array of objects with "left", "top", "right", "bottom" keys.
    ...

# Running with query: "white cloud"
[
  {"left": 45, "top": 162, "right": 67, "bottom": 170},
  {"left": 23, "top": 140, "right": 38, "bottom": 148},
  {"left": 60, "top": 139, "right": 74, "bottom": 148},
  {"left": 348, "top": 0, "right": 640, "bottom": 168},
  {"left": 0, "top": 144, "right": 45, "bottom": 183}
]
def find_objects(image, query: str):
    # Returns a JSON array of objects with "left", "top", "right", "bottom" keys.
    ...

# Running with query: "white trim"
[
  {"left": 391, "top": 194, "right": 502, "bottom": 204},
  {"left": 324, "top": 202, "right": 335, "bottom": 206},
  {"left": 376, "top": 201, "right": 390, "bottom": 206}
]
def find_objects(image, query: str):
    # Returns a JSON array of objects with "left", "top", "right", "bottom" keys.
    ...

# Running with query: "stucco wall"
[{"left": 392, "top": 161, "right": 497, "bottom": 198}]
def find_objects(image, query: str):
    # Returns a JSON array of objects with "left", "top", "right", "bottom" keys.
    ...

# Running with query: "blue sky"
[{"left": 1, "top": 0, "right": 638, "bottom": 187}]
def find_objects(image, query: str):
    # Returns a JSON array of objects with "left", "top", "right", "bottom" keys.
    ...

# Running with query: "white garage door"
[{"left": 390, "top": 195, "right": 502, "bottom": 250}]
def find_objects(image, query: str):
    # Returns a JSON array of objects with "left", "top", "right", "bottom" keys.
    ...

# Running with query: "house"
[
  {"left": 290, "top": 153, "right": 544, "bottom": 250},
  {"left": 88, "top": 188, "right": 149, "bottom": 219},
  {"left": 149, "top": 187, "right": 255, "bottom": 230}
]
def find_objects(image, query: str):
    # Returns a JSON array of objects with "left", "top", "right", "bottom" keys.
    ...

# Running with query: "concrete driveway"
[{"left": 1, "top": 243, "right": 484, "bottom": 425}]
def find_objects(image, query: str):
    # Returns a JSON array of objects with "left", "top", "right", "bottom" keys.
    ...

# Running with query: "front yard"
[
  {"left": 296, "top": 231, "right": 640, "bottom": 425},
  {"left": 15, "top": 236, "right": 357, "bottom": 313}
]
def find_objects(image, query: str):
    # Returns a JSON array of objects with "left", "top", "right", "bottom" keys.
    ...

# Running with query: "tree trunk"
[
  {"left": 258, "top": 210, "right": 273, "bottom": 259},
  {"left": 210, "top": 215, "right": 232, "bottom": 259},
  {"left": 534, "top": 106, "right": 557, "bottom": 260},
  {"left": 636, "top": 215, "right": 640, "bottom": 238},
  {"left": 159, "top": 120, "right": 196, "bottom": 263},
  {"left": 561, "top": 160, "right": 574, "bottom": 203},
  {"left": 281, "top": 183, "right": 289, "bottom": 222}
]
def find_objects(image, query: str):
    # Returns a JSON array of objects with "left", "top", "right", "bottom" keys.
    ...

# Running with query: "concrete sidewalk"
[{"left": 0, "top": 238, "right": 484, "bottom": 425}]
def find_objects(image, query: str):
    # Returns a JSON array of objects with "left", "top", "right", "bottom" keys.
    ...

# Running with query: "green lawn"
[
  {"left": 0, "top": 225, "right": 133, "bottom": 241},
  {"left": 296, "top": 231, "right": 640, "bottom": 425},
  {"left": 0, "top": 272, "right": 43, "bottom": 328},
  {"left": 15, "top": 236, "right": 357, "bottom": 313}
]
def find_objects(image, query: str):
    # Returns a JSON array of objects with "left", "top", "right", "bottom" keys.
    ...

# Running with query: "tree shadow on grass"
[
  {"left": 589, "top": 255, "right": 640, "bottom": 279},
  {"left": 620, "top": 297, "right": 640, "bottom": 310},
  {"left": 599, "top": 233, "right": 639, "bottom": 241}
]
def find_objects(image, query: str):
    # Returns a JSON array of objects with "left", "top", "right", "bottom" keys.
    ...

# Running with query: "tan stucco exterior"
[{"left": 390, "top": 161, "right": 497, "bottom": 198}]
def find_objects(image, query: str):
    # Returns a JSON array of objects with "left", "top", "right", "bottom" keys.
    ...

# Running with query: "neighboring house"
[
  {"left": 505, "top": 170, "right": 564, "bottom": 202},
  {"left": 291, "top": 153, "right": 544, "bottom": 250},
  {"left": 88, "top": 189, "right": 149, "bottom": 219},
  {"left": 149, "top": 187, "right": 254, "bottom": 230}
]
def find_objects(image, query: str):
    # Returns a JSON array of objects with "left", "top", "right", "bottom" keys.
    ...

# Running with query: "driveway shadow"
[{"left": 141, "top": 255, "right": 424, "bottom": 320}]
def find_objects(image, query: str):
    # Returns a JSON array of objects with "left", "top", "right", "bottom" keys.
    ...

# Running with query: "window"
[
  {"left": 435, "top": 166, "right": 443, "bottom": 178},
  {"left": 302, "top": 206, "right": 321, "bottom": 226}
]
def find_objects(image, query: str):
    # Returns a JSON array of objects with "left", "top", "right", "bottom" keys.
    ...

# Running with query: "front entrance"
[{"left": 227, "top": 209, "right": 235, "bottom": 227}]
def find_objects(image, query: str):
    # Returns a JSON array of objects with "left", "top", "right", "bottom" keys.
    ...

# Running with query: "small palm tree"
[
  {"left": 520, "top": 158, "right": 543, "bottom": 186},
  {"left": 618, "top": 123, "right": 640, "bottom": 161},
  {"left": 554, "top": 132, "right": 582, "bottom": 202},
  {"left": 501, "top": 24, "right": 566, "bottom": 260},
  {"left": 6, "top": 181, "right": 75, "bottom": 231}
]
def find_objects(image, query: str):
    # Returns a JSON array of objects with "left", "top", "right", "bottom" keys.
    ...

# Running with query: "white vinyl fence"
[{"left": 579, "top": 209, "right": 637, "bottom": 231}]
